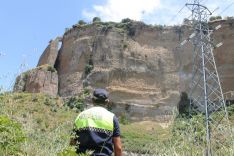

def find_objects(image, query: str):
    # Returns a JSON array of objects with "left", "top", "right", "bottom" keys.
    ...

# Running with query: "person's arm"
[
  {"left": 113, "top": 116, "right": 122, "bottom": 156},
  {"left": 113, "top": 136, "right": 122, "bottom": 156}
]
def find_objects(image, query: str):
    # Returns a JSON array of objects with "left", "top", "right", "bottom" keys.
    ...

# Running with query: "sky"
[{"left": 0, "top": 0, "right": 233, "bottom": 91}]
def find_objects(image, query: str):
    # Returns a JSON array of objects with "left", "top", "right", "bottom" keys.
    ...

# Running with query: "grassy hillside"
[
  {"left": 0, "top": 92, "right": 77, "bottom": 155},
  {"left": 0, "top": 92, "right": 233, "bottom": 155}
]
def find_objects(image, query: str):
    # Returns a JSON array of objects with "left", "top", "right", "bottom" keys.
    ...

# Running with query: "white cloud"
[
  {"left": 82, "top": 0, "right": 160, "bottom": 22},
  {"left": 82, "top": 0, "right": 234, "bottom": 25},
  {"left": 82, "top": 9, "right": 97, "bottom": 20}
]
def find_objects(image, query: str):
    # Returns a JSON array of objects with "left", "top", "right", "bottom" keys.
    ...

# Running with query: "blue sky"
[{"left": 0, "top": 0, "right": 233, "bottom": 91}]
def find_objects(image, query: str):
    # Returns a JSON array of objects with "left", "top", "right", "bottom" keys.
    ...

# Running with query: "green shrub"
[
  {"left": 209, "top": 16, "right": 222, "bottom": 21},
  {"left": 22, "top": 71, "right": 29, "bottom": 79},
  {"left": 123, "top": 43, "right": 128, "bottom": 49},
  {"left": 121, "top": 18, "right": 132, "bottom": 23},
  {"left": 58, "top": 146, "right": 77, "bottom": 156},
  {"left": 0, "top": 115, "right": 26, "bottom": 155},
  {"left": 47, "top": 65, "right": 56, "bottom": 72},
  {"left": 85, "top": 64, "right": 94, "bottom": 75},
  {"left": 78, "top": 20, "right": 86, "bottom": 25},
  {"left": 119, "top": 114, "right": 130, "bottom": 125},
  {"left": 84, "top": 56, "right": 94, "bottom": 76},
  {"left": 83, "top": 88, "right": 90, "bottom": 96},
  {"left": 66, "top": 97, "right": 85, "bottom": 111},
  {"left": 58, "top": 146, "right": 93, "bottom": 156},
  {"left": 92, "top": 17, "right": 101, "bottom": 23},
  {"left": 126, "top": 23, "right": 136, "bottom": 36}
]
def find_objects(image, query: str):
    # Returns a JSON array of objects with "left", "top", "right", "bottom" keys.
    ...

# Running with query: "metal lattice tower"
[{"left": 180, "top": 0, "right": 233, "bottom": 155}]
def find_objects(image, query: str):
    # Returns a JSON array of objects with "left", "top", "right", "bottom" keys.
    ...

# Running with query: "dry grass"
[
  {"left": 120, "top": 114, "right": 234, "bottom": 156},
  {"left": 0, "top": 92, "right": 233, "bottom": 156},
  {"left": 0, "top": 92, "right": 77, "bottom": 156}
]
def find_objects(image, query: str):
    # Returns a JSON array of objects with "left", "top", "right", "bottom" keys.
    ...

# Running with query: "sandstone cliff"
[
  {"left": 14, "top": 65, "right": 58, "bottom": 97},
  {"left": 14, "top": 18, "right": 234, "bottom": 121}
]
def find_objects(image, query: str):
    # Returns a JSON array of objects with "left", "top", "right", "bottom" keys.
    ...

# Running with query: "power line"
[
  {"left": 218, "top": 1, "right": 234, "bottom": 15},
  {"left": 211, "top": 7, "right": 219, "bottom": 15},
  {"left": 167, "top": 5, "right": 186, "bottom": 25},
  {"left": 165, "top": 0, "right": 216, "bottom": 25},
  {"left": 168, "top": 0, "right": 209, "bottom": 25}
]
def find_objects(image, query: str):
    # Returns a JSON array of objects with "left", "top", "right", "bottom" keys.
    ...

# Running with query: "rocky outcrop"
[
  {"left": 37, "top": 37, "right": 62, "bottom": 67},
  {"left": 14, "top": 65, "right": 58, "bottom": 97},
  {"left": 53, "top": 22, "right": 184, "bottom": 121},
  {"left": 211, "top": 19, "right": 234, "bottom": 94},
  {"left": 14, "top": 73, "right": 27, "bottom": 92},
  {"left": 14, "top": 19, "right": 234, "bottom": 121}
]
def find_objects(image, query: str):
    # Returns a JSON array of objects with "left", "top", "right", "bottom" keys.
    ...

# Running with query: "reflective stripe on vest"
[{"left": 75, "top": 107, "right": 114, "bottom": 131}]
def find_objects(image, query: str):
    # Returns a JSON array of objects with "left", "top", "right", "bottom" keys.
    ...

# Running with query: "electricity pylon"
[{"left": 180, "top": 0, "right": 233, "bottom": 155}]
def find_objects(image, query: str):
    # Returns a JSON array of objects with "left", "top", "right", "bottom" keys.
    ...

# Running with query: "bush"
[
  {"left": 119, "top": 114, "right": 130, "bottom": 125},
  {"left": 178, "top": 92, "right": 190, "bottom": 116},
  {"left": 209, "top": 16, "right": 222, "bottom": 21},
  {"left": 47, "top": 65, "right": 56, "bottom": 72},
  {"left": 121, "top": 18, "right": 132, "bottom": 23},
  {"left": 58, "top": 146, "right": 92, "bottom": 156},
  {"left": 85, "top": 64, "right": 94, "bottom": 75},
  {"left": 124, "top": 22, "right": 135, "bottom": 36},
  {"left": 78, "top": 20, "right": 86, "bottom": 25},
  {"left": 115, "top": 22, "right": 136, "bottom": 36},
  {"left": 123, "top": 43, "right": 128, "bottom": 49},
  {"left": 0, "top": 115, "right": 26, "bottom": 155},
  {"left": 84, "top": 57, "right": 94, "bottom": 76},
  {"left": 66, "top": 97, "right": 85, "bottom": 111},
  {"left": 92, "top": 17, "right": 101, "bottom": 23},
  {"left": 58, "top": 146, "right": 77, "bottom": 156}
]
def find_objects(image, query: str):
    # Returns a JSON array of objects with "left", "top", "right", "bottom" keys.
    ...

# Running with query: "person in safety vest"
[{"left": 70, "top": 88, "right": 122, "bottom": 156}]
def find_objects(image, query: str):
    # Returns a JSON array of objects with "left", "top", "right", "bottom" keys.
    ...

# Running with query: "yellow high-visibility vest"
[{"left": 75, "top": 107, "right": 114, "bottom": 133}]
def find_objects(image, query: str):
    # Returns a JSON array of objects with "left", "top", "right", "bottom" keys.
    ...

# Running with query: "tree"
[
  {"left": 121, "top": 18, "right": 132, "bottom": 23},
  {"left": 209, "top": 16, "right": 222, "bottom": 21},
  {"left": 92, "top": 17, "right": 101, "bottom": 23},
  {"left": 78, "top": 20, "right": 86, "bottom": 25}
]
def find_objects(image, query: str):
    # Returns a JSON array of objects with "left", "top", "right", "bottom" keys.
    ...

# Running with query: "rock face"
[
  {"left": 212, "top": 20, "right": 234, "bottom": 96},
  {"left": 37, "top": 37, "right": 61, "bottom": 67},
  {"left": 14, "top": 73, "right": 27, "bottom": 92},
  {"left": 14, "top": 19, "right": 234, "bottom": 121},
  {"left": 14, "top": 65, "right": 58, "bottom": 97},
  {"left": 54, "top": 23, "right": 182, "bottom": 120}
]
